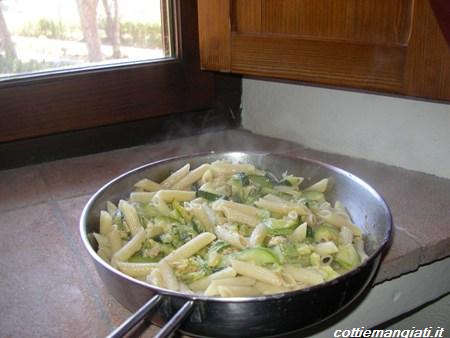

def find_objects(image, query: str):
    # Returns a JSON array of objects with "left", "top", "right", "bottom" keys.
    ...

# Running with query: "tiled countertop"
[{"left": 1, "top": 129, "right": 449, "bottom": 337}]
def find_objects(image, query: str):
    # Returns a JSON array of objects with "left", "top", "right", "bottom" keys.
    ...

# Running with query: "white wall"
[
  {"left": 242, "top": 79, "right": 450, "bottom": 179},
  {"left": 242, "top": 78, "right": 450, "bottom": 328}
]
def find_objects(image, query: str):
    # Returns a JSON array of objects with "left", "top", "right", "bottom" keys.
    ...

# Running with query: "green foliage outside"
[
  {"left": 19, "top": 18, "right": 78, "bottom": 40},
  {"left": 18, "top": 18, "right": 162, "bottom": 49},
  {"left": 0, "top": 55, "right": 70, "bottom": 75},
  {"left": 114, "top": 20, "right": 162, "bottom": 49},
  {"left": 1, "top": 17, "right": 163, "bottom": 75}
]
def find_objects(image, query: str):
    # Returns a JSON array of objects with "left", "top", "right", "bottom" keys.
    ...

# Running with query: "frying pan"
[{"left": 80, "top": 151, "right": 393, "bottom": 338}]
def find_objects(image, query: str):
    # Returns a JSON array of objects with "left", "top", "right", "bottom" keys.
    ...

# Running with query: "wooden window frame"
[{"left": 0, "top": 0, "right": 216, "bottom": 143}]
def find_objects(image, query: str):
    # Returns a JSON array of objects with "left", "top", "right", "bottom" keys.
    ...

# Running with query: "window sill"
[{"left": 0, "top": 129, "right": 448, "bottom": 336}]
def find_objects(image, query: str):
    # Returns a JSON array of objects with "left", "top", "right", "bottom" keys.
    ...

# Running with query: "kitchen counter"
[{"left": 1, "top": 128, "right": 449, "bottom": 337}]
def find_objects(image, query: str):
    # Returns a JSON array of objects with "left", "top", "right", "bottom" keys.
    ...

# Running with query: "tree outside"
[{"left": 0, "top": 0, "right": 166, "bottom": 78}]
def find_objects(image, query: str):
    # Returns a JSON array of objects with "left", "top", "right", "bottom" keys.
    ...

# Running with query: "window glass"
[{"left": 0, "top": 0, "right": 172, "bottom": 79}]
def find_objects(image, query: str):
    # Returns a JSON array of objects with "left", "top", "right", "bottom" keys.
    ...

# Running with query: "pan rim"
[{"left": 80, "top": 150, "right": 393, "bottom": 303}]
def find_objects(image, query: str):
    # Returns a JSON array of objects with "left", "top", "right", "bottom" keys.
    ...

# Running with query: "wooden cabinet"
[{"left": 198, "top": 0, "right": 450, "bottom": 101}]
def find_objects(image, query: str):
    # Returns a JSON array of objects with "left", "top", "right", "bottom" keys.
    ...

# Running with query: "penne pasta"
[
  {"left": 116, "top": 261, "right": 157, "bottom": 277},
  {"left": 97, "top": 247, "right": 111, "bottom": 262},
  {"left": 255, "top": 196, "right": 308, "bottom": 216},
  {"left": 118, "top": 200, "right": 143, "bottom": 236},
  {"left": 279, "top": 272, "right": 297, "bottom": 287},
  {"left": 215, "top": 225, "right": 248, "bottom": 249},
  {"left": 190, "top": 203, "right": 215, "bottom": 232},
  {"left": 155, "top": 190, "right": 196, "bottom": 202},
  {"left": 273, "top": 185, "right": 302, "bottom": 196},
  {"left": 106, "top": 201, "right": 117, "bottom": 216},
  {"left": 93, "top": 232, "right": 110, "bottom": 249},
  {"left": 210, "top": 161, "right": 256, "bottom": 174},
  {"left": 249, "top": 223, "right": 267, "bottom": 247},
  {"left": 283, "top": 265, "right": 325, "bottom": 286},
  {"left": 134, "top": 178, "right": 161, "bottom": 192},
  {"left": 222, "top": 207, "right": 260, "bottom": 227},
  {"left": 172, "top": 164, "right": 210, "bottom": 190},
  {"left": 231, "top": 259, "right": 284, "bottom": 286},
  {"left": 129, "top": 192, "right": 155, "bottom": 203},
  {"left": 189, "top": 267, "right": 237, "bottom": 291},
  {"left": 310, "top": 252, "right": 321, "bottom": 267},
  {"left": 107, "top": 229, "right": 123, "bottom": 254},
  {"left": 304, "top": 178, "right": 328, "bottom": 193},
  {"left": 217, "top": 285, "right": 261, "bottom": 297},
  {"left": 158, "top": 259, "right": 179, "bottom": 291},
  {"left": 296, "top": 243, "right": 312, "bottom": 255},
  {"left": 354, "top": 238, "right": 369, "bottom": 262},
  {"left": 315, "top": 209, "right": 362, "bottom": 236},
  {"left": 289, "top": 222, "right": 307, "bottom": 242},
  {"left": 320, "top": 255, "right": 333, "bottom": 265},
  {"left": 94, "top": 159, "right": 368, "bottom": 298},
  {"left": 200, "top": 169, "right": 214, "bottom": 184},
  {"left": 160, "top": 163, "right": 190, "bottom": 189},
  {"left": 319, "top": 265, "right": 341, "bottom": 281},
  {"left": 152, "top": 194, "right": 173, "bottom": 217},
  {"left": 178, "top": 282, "right": 194, "bottom": 294},
  {"left": 212, "top": 200, "right": 261, "bottom": 218},
  {"left": 99, "top": 210, "right": 113, "bottom": 235},
  {"left": 254, "top": 281, "right": 294, "bottom": 295},
  {"left": 164, "top": 232, "right": 216, "bottom": 263},
  {"left": 339, "top": 226, "right": 354, "bottom": 245},
  {"left": 314, "top": 241, "right": 339, "bottom": 256},
  {"left": 111, "top": 228, "right": 145, "bottom": 267},
  {"left": 94, "top": 233, "right": 112, "bottom": 262},
  {"left": 305, "top": 212, "right": 317, "bottom": 226},
  {"left": 146, "top": 268, "right": 165, "bottom": 288},
  {"left": 334, "top": 201, "right": 353, "bottom": 220},
  {"left": 204, "top": 277, "right": 256, "bottom": 296}
]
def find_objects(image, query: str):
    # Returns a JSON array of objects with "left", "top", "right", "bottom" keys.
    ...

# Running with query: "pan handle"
[
  {"left": 107, "top": 294, "right": 162, "bottom": 338},
  {"left": 154, "top": 300, "right": 195, "bottom": 338},
  {"left": 107, "top": 295, "right": 195, "bottom": 338}
]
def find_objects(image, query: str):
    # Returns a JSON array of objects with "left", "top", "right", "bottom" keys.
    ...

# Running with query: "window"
[
  {"left": 0, "top": 0, "right": 173, "bottom": 79},
  {"left": 0, "top": 0, "right": 216, "bottom": 143}
]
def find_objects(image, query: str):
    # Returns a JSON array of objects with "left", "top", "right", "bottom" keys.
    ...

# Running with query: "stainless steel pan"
[{"left": 80, "top": 151, "right": 393, "bottom": 338}]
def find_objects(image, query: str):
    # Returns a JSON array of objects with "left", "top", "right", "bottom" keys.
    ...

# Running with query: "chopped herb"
[{"left": 196, "top": 190, "right": 225, "bottom": 201}]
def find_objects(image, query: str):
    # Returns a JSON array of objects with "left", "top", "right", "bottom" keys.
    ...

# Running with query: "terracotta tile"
[
  {"left": 286, "top": 147, "right": 427, "bottom": 281},
  {"left": 56, "top": 195, "right": 91, "bottom": 251},
  {"left": 56, "top": 195, "right": 107, "bottom": 282},
  {"left": 56, "top": 195, "right": 106, "bottom": 276},
  {"left": 374, "top": 228, "right": 422, "bottom": 284},
  {"left": 37, "top": 129, "right": 450, "bottom": 337},
  {"left": 377, "top": 172, "right": 450, "bottom": 265},
  {"left": 286, "top": 146, "right": 450, "bottom": 268},
  {"left": 56, "top": 195, "right": 186, "bottom": 337},
  {"left": 67, "top": 131, "right": 439, "bottom": 283},
  {"left": 57, "top": 196, "right": 140, "bottom": 327},
  {"left": 41, "top": 147, "right": 149, "bottom": 200},
  {"left": 100, "top": 296, "right": 175, "bottom": 337},
  {"left": 0, "top": 203, "right": 112, "bottom": 337},
  {"left": 0, "top": 165, "right": 50, "bottom": 212}
]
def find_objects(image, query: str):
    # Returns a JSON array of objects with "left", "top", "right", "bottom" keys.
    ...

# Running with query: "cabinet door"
[{"left": 198, "top": 0, "right": 450, "bottom": 100}]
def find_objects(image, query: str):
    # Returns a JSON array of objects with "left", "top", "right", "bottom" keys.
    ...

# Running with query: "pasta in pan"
[{"left": 92, "top": 160, "right": 368, "bottom": 297}]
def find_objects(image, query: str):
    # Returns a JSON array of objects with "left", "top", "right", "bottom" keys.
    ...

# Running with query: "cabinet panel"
[
  {"left": 232, "top": 0, "right": 261, "bottom": 33},
  {"left": 232, "top": 35, "right": 405, "bottom": 92},
  {"left": 260, "top": 0, "right": 413, "bottom": 46},
  {"left": 198, "top": 0, "right": 231, "bottom": 71},
  {"left": 198, "top": 0, "right": 450, "bottom": 100},
  {"left": 405, "top": 0, "right": 450, "bottom": 99}
]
